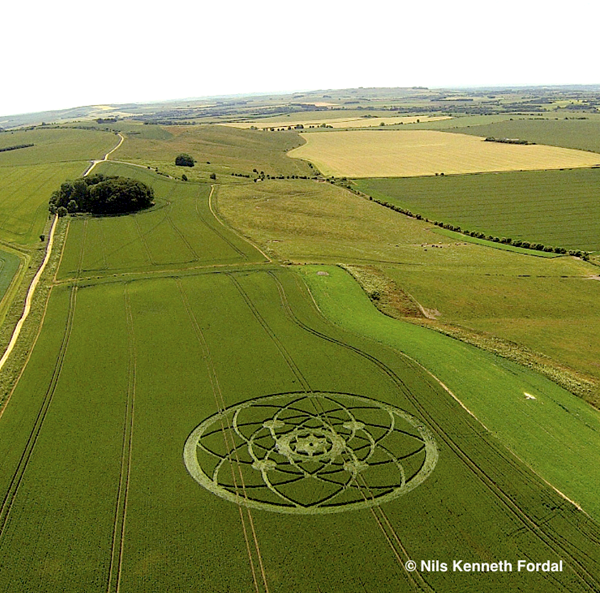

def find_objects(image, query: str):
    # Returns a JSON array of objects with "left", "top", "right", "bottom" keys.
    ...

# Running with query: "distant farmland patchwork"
[
  {"left": 288, "top": 129, "right": 600, "bottom": 177},
  {"left": 226, "top": 115, "right": 451, "bottom": 129}
]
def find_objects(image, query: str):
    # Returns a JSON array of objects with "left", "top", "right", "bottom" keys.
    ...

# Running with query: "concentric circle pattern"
[{"left": 184, "top": 392, "right": 438, "bottom": 514}]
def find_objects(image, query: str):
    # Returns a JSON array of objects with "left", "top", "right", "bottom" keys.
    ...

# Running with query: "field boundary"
[
  {"left": 0, "top": 215, "right": 58, "bottom": 373},
  {"left": 431, "top": 227, "right": 562, "bottom": 257},
  {"left": 0, "top": 247, "right": 29, "bottom": 327},
  {"left": 209, "top": 186, "right": 272, "bottom": 262}
]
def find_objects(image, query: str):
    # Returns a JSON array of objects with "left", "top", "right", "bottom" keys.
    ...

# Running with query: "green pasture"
[
  {"left": 379, "top": 262, "right": 600, "bottom": 381},
  {"left": 0, "top": 128, "right": 118, "bottom": 166},
  {"left": 218, "top": 179, "right": 440, "bottom": 263},
  {"left": 112, "top": 124, "right": 314, "bottom": 179},
  {"left": 1, "top": 269, "right": 599, "bottom": 591},
  {"left": 218, "top": 178, "right": 600, "bottom": 403},
  {"left": 356, "top": 168, "right": 600, "bottom": 251},
  {"left": 301, "top": 264, "right": 600, "bottom": 518},
  {"left": 0, "top": 250, "right": 21, "bottom": 304},
  {"left": 62, "top": 121, "right": 174, "bottom": 140},
  {"left": 449, "top": 117, "right": 600, "bottom": 154},
  {"left": 0, "top": 162, "right": 87, "bottom": 244},
  {"left": 57, "top": 162, "right": 266, "bottom": 279}
]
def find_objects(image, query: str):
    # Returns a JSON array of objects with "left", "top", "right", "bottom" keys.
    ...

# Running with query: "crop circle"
[{"left": 184, "top": 392, "right": 438, "bottom": 514}]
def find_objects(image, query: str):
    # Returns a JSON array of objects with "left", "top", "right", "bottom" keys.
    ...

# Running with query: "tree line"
[
  {"left": 334, "top": 180, "right": 590, "bottom": 260},
  {"left": 0, "top": 143, "right": 34, "bottom": 153}
]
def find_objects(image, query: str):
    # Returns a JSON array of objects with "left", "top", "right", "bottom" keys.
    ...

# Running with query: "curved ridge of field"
[
  {"left": 56, "top": 162, "right": 266, "bottom": 280},
  {"left": 356, "top": 168, "right": 600, "bottom": 252},
  {"left": 0, "top": 128, "right": 118, "bottom": 166},
  {"left": 379, "top": 262, "right": 600, "bottom": 384},
  {"left": 0, "top": 162, "right": 88, "bottom": 244},
  {"left": 217, "top": 178, "right": 600, "bottom": 400},
  {"left": 1, "top": 270, "right": 600, "bottom": 591},
  {"left": 301, "top": 264, "right": 600, "bottom": 519},
  {"left": 225, "top": 115, "right": 451, "bottom": 130},
  {"left": 288, "top": 130, "right": 600, "bottom": 177}
]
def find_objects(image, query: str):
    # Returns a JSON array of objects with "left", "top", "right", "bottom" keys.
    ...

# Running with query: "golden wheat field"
[
  {"left": 225, "top": 115, "right": 450, "bottom": 130},
  {"left": 288, "top": 130, "right": 600, "bottom": 177}
]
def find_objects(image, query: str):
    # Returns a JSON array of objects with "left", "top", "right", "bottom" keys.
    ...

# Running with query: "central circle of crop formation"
[{"left": 184, "top": 392, "right": 438, "bottom": 514}]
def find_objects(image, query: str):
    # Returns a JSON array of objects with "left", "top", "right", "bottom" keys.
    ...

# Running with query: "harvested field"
[{"left": 288, "top": 130, "right": 600, "bottom": 177}]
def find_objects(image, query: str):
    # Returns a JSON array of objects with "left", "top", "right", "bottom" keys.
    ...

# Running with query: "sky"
[{"left": 2, "top": 0, "right": 598, "bottom": 117}]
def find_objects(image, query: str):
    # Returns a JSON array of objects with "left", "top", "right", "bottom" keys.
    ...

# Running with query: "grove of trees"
[
  {"left": 175, "top": 153, "right": 195, "bottom": 167},
  {"left": 49, "top": 174, "right": 155, "bottom": 215}
]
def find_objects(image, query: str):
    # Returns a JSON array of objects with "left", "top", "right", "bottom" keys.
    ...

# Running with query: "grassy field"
[
  {"left": 381, "top": 263, "right": 600, "bottom": 380},
  {"left": 217, "top": 179, "right": 600, "bottom": 390},
  {"left": 56, "top": 162, "right": 266, "bottom": 280},
  {"left": 356, "top": 168, "right": 600, "bottom": 251},
  {"left": 1, "top": 266, "right": 600, "bottom": 591},
  {"left": 448, "top": 117, "right": 600, "bottom": 154},
  {"left": 0, "top": 162, "right": 87, "bottom": 245},
  {"left": 0, "top": 128, "right": 118, "bottom": 166},
  {"left": 217, "top": 179, "right": 438, "bottom": 263},
  {"left": 112, "top": 124, "right": 314, "bottom": 179},
  {"left": 301, "top": 264, "right": 600, "bottom": 517},
  {"left": 288, "top": 130, "right": 600, "bottom": 177}
]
